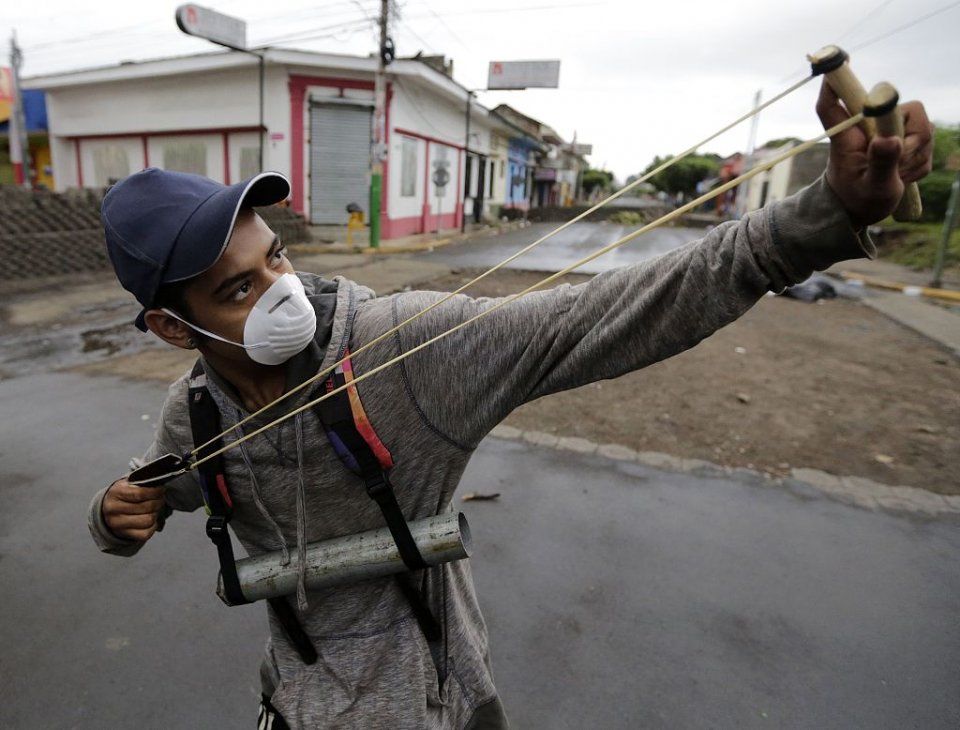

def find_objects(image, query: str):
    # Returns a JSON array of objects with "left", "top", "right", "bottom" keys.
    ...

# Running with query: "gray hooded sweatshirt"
[{"left": 88, "top": 176, "right": 873, "bottom": 728}]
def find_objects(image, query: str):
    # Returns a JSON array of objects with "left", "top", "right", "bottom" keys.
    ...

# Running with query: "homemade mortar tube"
[
  {"left": 217, "top": 511, "right": 471, "bottom": 605},
  {"left": 808, "top": 45, "right": 922, "bottom": 221}
]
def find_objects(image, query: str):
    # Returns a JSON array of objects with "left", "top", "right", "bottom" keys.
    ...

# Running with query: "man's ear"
[{"left": 143, "top": 309, "right": 195, "bottom": 350}]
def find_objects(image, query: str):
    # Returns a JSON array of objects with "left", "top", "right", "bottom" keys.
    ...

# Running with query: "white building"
[
  {"left": 742, "top": 141, "right": 830, "bottom": 212},
  {"left": 25, "top": 49, "right": 527, "bottom": 238}
]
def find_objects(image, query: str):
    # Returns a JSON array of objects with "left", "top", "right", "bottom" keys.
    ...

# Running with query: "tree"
[
  {"left": 640, "top": 154, "right": 720, "bottom": 196},
  {"left": 581, "top": 167, "right": 614, "bottom": 196},
  {"left": 918, "top": 124, "right": 960, "bottom": 221}
]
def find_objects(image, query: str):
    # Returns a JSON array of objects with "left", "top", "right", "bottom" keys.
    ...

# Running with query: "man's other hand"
[
  {"left": 817, "top": 79, "right": 934, "bottom": 227},
  {"left": 102, "top": 479, "right": 166, "bottom": 542}
]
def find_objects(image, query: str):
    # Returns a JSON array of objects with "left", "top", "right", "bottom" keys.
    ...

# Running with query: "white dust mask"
[{"left": 163, "top": 273, "right": 317, "bottom": 366}]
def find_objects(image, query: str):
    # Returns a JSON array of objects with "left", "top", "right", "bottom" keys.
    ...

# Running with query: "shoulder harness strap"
[
  {"left": 315, "top": 351, "right": 441, "bottom": 644},
  {"left": 186, "top": 360, "right": 318, "bottom": 665}
]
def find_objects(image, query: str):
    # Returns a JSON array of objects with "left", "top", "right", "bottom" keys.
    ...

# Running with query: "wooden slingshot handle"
[
  {"left": 863, "top": 82, "right": 924, "bottom": 221},
  {"left": 808, "top": 45, "right": 922, "bottom": 222}
]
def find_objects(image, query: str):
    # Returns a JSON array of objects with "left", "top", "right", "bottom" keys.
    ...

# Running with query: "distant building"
[
  {"left": 24, "top": 49, "right": 547, "bottom": 238},
  {"left": 741, "top": 141, "right": 829, "bottom": 212},
  {"left": 491, "top": 104, "right": 589, "bottom": 209},
  {"left": 0, "top": 87, "right": 53, "bottom": 188}
]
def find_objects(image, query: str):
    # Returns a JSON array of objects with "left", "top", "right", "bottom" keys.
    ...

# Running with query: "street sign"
[
  {"left": 432, "top": 157, "right": 450, "bottom": 192},
  {"left": 432, "top": 166, "right": 450, "bottom": 191},
  {"left": 176, "top": 4, "right": 247, "bottom": 50},
  {"left": 487, "top": 60, "right": 560, "bottom": 90}
]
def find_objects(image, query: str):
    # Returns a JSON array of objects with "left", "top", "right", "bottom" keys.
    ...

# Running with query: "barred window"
[
  {"left": 401, "top": 136, "right": 417, "bottom": 197},
  {"left": 163, "top": 141, "right": 207, "bottom": 176},
  {"left": 239, "top": 147, "right": 260, "bottom": 181},
  {"left": 92, "top": 146, "right": 130, "bottom": 187}
]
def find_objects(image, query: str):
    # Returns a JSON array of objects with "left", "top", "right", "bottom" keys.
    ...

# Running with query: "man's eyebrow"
[
  {"left": 212, "top": 237, "right": 281, "bottom": 297},
  {"left": 213, "top": 269, "right": 255, "bottom": 297}
]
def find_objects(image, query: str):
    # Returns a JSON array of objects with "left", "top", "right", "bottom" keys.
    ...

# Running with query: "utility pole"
[
  {"left": 736, "top": 88, "right": 762, "bottom": 217},
  {"left": 930, "top": 170, "right": 960, "bottom": 289},
  {"left": 369, "top": 0, "right": 392, "bottom": 249},
  {"left": 9, "top": 31, "right": 32, "bottom": 188},
  {"left": 461, "top": 90, "right": 473, "bottom": 233}
]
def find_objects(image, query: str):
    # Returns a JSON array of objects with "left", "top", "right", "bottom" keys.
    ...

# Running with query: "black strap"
[
  {"left": 187, "top": 361, "right": 318, "bottom": 665},
  {"left": 315, "top": 373, "right": 441, "bottom": 643}
]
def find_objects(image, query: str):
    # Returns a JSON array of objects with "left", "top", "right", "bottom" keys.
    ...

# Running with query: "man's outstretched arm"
[{"left": 388, "top": 87, "right": 933, "bottom": 449}]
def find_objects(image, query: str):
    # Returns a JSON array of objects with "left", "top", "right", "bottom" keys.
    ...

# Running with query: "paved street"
[
  {"left": 421, "top": 221, "right": 707, "bottom": 274},
  {"left": 1, "top": 372, "right": 958, "bottom": 728}
]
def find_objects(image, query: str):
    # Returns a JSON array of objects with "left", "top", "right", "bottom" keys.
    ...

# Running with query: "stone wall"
[{"left": 0, "top": 185, "right": 311, "bottom": 284}]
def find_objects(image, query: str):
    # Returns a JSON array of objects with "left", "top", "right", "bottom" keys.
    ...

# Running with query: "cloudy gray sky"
[{"left": 5, "top": 0, "right": 959, "bottom": 179}]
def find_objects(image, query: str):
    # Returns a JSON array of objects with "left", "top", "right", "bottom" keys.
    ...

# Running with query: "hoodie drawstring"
[
  {"left": 294, "top": 413, "right": 309, "bottom": 612},
  {"left": 234, "top": 412, "right": 291, "bottom": 566}
]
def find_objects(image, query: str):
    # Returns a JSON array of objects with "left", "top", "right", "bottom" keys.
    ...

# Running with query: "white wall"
[
  {"left": 745, "top": 145, "right": 795, "bottom": 211},
  {"left": 43, "top": 62, "right": 291, "bottom": 190},
  {"left": 391, "top": 79, "right": 470, "bottom": 149},
  {"left": 388, "top": 132, "right": 425, "bottom": 219},
  {"left": 426, "top": 140, "right": 459, "bottom": 216}
]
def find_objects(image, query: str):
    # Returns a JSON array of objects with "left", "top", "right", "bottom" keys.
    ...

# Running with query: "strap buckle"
[
  {"left": 206, "top": 514, "right": 229, "bottom": 543},
  {"left": 365, "top": 472, "right": 390, "bottom": 500}
]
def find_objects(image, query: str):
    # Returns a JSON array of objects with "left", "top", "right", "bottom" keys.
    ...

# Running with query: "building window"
[
  {"left": 401, "top": 136, "right": 417, "bottom": 197},
  {"left": 488, "top": 160, "right": 495, "bottom": 197},
  {"left": 239, "top": 147, "right": 260, "bottom": 181},
  {"left": 92, "top": 146, "right": 130, "bottom": 187},
  {"left": 163, "top": 141, "right": 207, "bottom": 176},
  {"left": 500, "top": 159, "right": 505, "bottom": 178}
]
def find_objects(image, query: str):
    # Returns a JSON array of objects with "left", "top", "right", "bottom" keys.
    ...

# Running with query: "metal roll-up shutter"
[{"left": 309, "top": 103, "right": 371, "bottom": 224}]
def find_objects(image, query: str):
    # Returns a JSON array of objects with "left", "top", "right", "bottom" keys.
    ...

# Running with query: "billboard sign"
[
  {"left": 176, "top": 4, "right": 247, "bottom": 50},
  {"left": 487, "top": 60, "right": 560, "bottom": 90}
]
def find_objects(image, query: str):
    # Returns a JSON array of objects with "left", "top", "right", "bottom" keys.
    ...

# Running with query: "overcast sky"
[{"left": 4, "top": 0, "right": 959, "bottom": 179}]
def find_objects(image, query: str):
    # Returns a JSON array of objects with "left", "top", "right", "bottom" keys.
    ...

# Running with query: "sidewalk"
[
  {"left": 301, "top": 219, "right": 531, "bottom": 255},
  {"left": 860, "top": 290, "right": 960, "bottom": 356},
  {"left": 827, "top": 258, "right": 960, "bottom": 356}
]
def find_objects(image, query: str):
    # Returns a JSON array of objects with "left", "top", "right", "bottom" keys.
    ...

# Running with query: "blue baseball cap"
[{"left": 101, "top": 168, "right": 291, "bottom": 331}]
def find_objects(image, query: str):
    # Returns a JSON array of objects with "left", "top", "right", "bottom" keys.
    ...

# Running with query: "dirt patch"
[
  {"left": 421, "top": 268, "right": 960, "bottom": 495},
  {"left": 72, "top": 347, "right": 196, "bottom": 383}
]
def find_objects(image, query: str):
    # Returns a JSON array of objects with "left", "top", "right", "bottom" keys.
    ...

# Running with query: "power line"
[
  {"left": 777, "top": 0, "right": 960, "bottom": 83},
  {"left": 850, "top": 0, "right": 960, "bottom": 51},
  {"left": 417, "top": 0, "right": 469, "bottom": 50},
  {"left": 255, "top": 17, "right": 375, "bottom": 46},
  {"left": 835, "top": 0, "right": 898, "bottom": 44}
]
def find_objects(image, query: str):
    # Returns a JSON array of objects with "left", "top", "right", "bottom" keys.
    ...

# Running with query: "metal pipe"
[
  {"left": 218, "top": 511, "right": 471, "bottom": 605},
  {"left": 931, "top": 171, "right": 960, "bottom": 289},
  {"left": 462, "top": 90, "right": 472, "bottom": 233},
  {"left": 258, "top": 52, "right": 265, "bottom": 171}
]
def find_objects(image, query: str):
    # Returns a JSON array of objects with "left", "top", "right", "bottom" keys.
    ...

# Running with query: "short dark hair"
[{"left": 153, "top": 277, "right": 206, "bottom": 341}]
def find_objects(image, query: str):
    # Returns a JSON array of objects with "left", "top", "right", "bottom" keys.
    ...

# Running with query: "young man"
[{"left": 88, "top": 86, "right": 933, "bottom": 729}]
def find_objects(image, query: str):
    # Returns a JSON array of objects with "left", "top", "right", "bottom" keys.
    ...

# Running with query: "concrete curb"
[{"left": 489, "top": 425, "right": 960, "bottom": 517}]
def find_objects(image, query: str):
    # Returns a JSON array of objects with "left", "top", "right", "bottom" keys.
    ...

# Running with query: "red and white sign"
[
  {"left": 175, "top": 4, "right": 247, "bottom": 50},
  {"left": 487, "top": 60, "right": 560, "bottom": 90}
]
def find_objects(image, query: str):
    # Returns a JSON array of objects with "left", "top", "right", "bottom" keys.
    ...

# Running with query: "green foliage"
[
  {"left": 918, "top": 170, "right": 957, "bottom": 222},
  {"left": 931, "top": 124, "right": 960, "bottom": 171},
  {"left": 581, "top": 168, "right": 614, "bottom": 195},
  {"left": 878, "top": 221, "right": 959, "bottom": 272},
  {"left": 641, "top": 154, "right": 720, "bottom": 195},
  {"left": 759, "top": 137, "right": 802, "bottom": 149},
  {"left": 608, "top": 210, "right": 645, "bottom": 226}
]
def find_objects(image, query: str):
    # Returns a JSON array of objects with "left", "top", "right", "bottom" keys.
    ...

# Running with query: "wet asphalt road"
[
  {"left": 2, "top": 372, "right": 959, "bottom": 728},
  {"left": 420, "top": 221, "right": 710, "bottom": 274}
]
